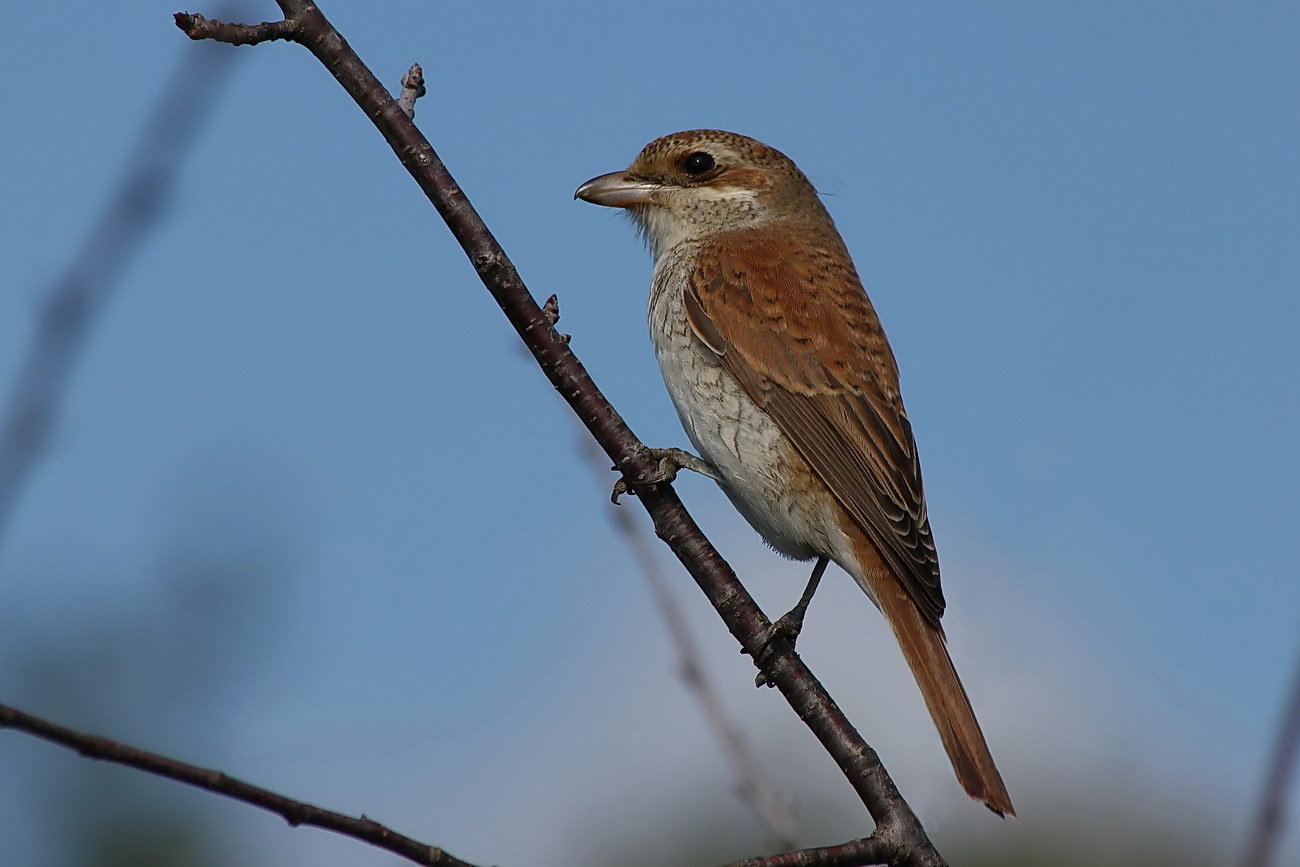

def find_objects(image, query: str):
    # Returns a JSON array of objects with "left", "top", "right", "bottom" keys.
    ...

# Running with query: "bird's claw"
[
  {"left": 610, "top": 448, "right": 719, "bottom": 503},
  {"left": 752, "top": 610, "right": 805, "bottom": 687}
]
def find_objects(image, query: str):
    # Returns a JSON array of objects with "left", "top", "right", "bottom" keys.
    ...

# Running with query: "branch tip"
[{"left": 173, "top": 11, "right": 298, "bottom": 45}]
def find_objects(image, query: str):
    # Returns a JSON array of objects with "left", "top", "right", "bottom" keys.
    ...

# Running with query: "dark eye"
[{"left": 681, "top": 151, "right": 716, "bottom": 176}]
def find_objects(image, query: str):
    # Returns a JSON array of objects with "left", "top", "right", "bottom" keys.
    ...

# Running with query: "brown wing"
[{"left": 685, "top": 229, "right": 945, "bottom": 624}]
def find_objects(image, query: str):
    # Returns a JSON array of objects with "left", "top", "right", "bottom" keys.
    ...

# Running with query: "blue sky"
[{"left": 1, "top": 2, "right": 1297, "bottom": 865}]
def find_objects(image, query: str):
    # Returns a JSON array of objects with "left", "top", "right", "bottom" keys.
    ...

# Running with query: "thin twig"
[
  {"left": 0, "top": 701, "right": 479, "bottom": 867},
  {"left": 172, "top": 4, "right": 947, "bottom": 864},
  {"left": 0, "top": 7, "right": 241, "bottom": 548},
  {"left": 1241, "top": 639, "right": 1300, "bottom": 867},
  {"left": 175, "top": 11, "right": 297, "bottom": 45},
  {"left": 577, "top": 425, "right": 799, "bottom": 850}
]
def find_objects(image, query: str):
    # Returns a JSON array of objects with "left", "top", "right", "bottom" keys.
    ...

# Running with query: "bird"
[{"left": 574, "top": 129, "right": 1014, "bottom": 816}]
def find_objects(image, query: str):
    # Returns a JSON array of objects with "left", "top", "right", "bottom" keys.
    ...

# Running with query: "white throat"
[{"left": 633, "top": 186, "right": 763, "bottom": 262}]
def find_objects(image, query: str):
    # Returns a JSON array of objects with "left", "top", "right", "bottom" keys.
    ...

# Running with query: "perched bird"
[{"left": 575, "top": 130, "right": 1013, "bottom": 816}]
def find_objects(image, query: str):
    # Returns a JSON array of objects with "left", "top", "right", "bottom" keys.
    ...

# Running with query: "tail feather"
[{"left": 849, "top": 534, "right": 1015, "bottom": 816}]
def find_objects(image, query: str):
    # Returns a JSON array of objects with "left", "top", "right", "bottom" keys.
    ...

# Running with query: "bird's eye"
[{"left": 681, "top": 151, "right": 716, "bottom": 176}]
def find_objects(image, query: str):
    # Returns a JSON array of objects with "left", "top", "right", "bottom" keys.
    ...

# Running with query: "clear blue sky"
[{"left": 1, "top": 2, "right": 1296, "bottom": 865}]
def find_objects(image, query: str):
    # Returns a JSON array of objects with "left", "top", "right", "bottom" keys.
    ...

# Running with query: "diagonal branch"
[
  {"left": 171, "top": 3, "right": 948, "bottom": 864},
  {"left": 0, "top": 701, "right": 479, "bottom": 867}
]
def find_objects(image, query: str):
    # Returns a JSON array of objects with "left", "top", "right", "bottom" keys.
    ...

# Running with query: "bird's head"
[{"left": 575, "top": 129, "right": 827, "bottom": 258}]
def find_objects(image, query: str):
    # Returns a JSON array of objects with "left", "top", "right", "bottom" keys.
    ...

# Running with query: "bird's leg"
[
  {"left": 610, "top": 447, "right": 720, "bottom": 503},
  {"left": 774, "top": 555, "right": 829, "bottom": 645},
  {"left": 754, "top": 556, "right": 829, "bottom": 686}
]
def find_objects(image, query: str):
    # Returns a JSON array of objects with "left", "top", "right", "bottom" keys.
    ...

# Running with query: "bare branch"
[
  {"left": 171, "top": 2, "right": 948, "bottom": 863},
  {"left": 0, "top": 701, "right": 480, "bottom": 867},
  {"left": 398, "top": 64, "right": 426, "bottom": 120},
  {"left": 1241, "top": 641, "right": 1300, "bottom": 867}
]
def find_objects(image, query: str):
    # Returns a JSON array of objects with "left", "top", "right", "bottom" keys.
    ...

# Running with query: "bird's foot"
[
  {"left": 752, "top": 609, "right": 807, "bottom": 687},
  {"left": 611, "top": 448, "right": 719, "bottom": 503},
  {"left": 751, "top": 556, "right": 827, "bottom": 686}
]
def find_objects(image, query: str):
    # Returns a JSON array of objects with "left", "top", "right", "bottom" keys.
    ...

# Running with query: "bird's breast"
[{"left": 647, "top": 246, "right": 832, "bottom": 562}]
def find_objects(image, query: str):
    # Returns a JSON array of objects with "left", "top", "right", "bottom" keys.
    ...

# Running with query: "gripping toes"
[{"left": 610, "top": 447, "right": 719, "bottom": 503}]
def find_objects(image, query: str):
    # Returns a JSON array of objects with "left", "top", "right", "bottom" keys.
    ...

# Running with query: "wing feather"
[{"left": 685, "top": 230, "right": 944, "bottom": 624}]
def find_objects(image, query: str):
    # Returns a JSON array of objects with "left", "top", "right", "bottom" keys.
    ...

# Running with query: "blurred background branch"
[
  {"left": 0, "top": 8, "right": 243, "bottom": 547},
  {"left": 0, "top": 6, "right": 477, "bottom": 865},
  {"left": 1241, "top": 639, "right": 1300, "bottom": 867},
  {"left": 579, "top": 432, "right": 799, "bottom": 851}
]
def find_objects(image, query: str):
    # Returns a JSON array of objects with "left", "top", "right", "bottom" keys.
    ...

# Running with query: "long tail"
[{"left": 849, "top": 535, "right": 1016, "bottom": 817}]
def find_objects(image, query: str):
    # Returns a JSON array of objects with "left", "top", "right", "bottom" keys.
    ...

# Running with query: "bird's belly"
[{"left": 649, "top": 276, "right": 831, "bottom": 561}]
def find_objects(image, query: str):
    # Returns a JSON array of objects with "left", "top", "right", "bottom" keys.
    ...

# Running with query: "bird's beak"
[{"left": 574, "top": 171, "right": 662, "bottom": 208}]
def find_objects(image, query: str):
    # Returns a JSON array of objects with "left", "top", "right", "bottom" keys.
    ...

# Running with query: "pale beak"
[{"left": 574, "top": 171, "right": 663, "bottom": 208}]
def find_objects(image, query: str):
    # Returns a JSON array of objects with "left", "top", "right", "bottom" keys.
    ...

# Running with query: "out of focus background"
[{"left": 2, "top": 3, "right": 1297, "bottom": 865}]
